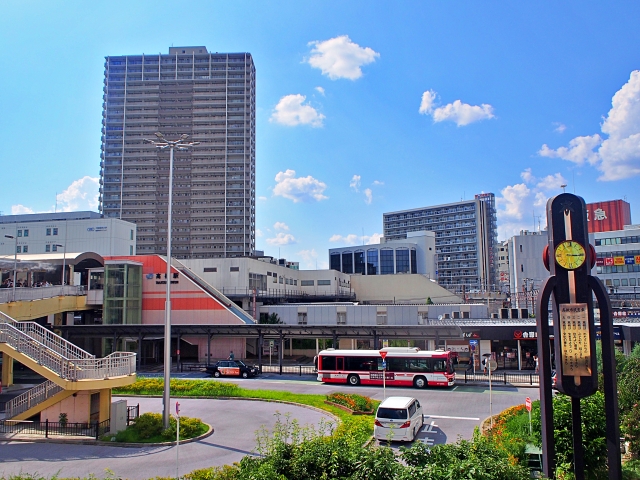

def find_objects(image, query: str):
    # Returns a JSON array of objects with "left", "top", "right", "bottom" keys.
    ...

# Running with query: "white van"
[{"left": 374, "top": 396, "right": 424, "bottom": 442}]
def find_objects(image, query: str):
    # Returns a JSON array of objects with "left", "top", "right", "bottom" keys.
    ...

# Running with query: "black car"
[{"left": 206, "top": 360, "right": 259, "bottom": 378}]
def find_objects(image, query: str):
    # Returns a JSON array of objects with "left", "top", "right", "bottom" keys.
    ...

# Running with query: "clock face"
[{"left": 554, "top": 240, "right": 586, "bottom": 270}]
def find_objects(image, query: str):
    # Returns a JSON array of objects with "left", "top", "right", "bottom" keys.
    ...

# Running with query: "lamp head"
[
  {"left": 180, "top": 134, "right": 189, "bottom": 140},
  {"left": 155, "top": 132, "right": 165, "bottom": 138}
]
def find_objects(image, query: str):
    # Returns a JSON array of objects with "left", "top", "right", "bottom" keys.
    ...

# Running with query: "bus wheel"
[
  {"left": 347, "top": 374, "right": 360, "bottom": 386},
  {"left": 414, "top": 376, "right": 427, "bottom": 389}
]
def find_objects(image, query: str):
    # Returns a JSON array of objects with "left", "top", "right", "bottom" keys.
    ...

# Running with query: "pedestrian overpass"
[{"left": 0, "top": 311, "right": 136, "bottom": 423}]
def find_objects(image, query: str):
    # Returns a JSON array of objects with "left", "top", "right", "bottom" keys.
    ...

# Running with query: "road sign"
[
  {"left": 487, "top": 360, "right": 498, "bottom": 372},
  {"left": 269, "top": 340, "right": 274, "bottom": 347},
  {"left": 381, "top": 361, "right": 387, "bottom": 369},
  {"left": 176, "top": 401, "right": 180, "bottom": 416},
  {"left": 380, "top": 351, "right": 388, "bottom": 360},
  {"left": 525, "top": 397, "right": 532, "bottom": 412},
  {"left": 469, "top": 339, "right": 479, "bottom": 347}
]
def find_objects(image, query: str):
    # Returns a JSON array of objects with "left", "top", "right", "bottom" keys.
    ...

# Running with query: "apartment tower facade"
[
  {"left": 383, "top": 193, "right": 498, "bottom": 293},
  {"left": 99, "top": 46, "right": 256, "bottom": 259}
]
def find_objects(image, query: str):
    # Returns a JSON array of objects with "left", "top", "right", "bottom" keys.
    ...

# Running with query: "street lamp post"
[
  {"left": 4, "top": 234, "right": 17, "bottom": 302},
  {"left": 54, "top": 244, "right": 66, "bottom": 286},
  {"left": 144, "top": 132, "right": 199, "bottom": 429}
]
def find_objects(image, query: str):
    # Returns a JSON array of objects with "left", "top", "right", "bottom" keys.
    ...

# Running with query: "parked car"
[
  {"left": 374, "top": 396, "right": 424, "bottom": 442},
  {"left": 206, "top": 360, "right": 259, "bottom": 378}
]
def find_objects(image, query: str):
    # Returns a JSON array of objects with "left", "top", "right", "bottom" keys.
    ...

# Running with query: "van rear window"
[{"left": 376, "top": 408, "right": 408, "bottom": 419}]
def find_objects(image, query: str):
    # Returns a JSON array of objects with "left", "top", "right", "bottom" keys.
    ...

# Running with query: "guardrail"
[
  {"left": 461, "top": 371, "right": 539, "bottom": 386},
  {"left": 260, "top": 364, "right": 317, "bottom": 376},
  {"left": 0, "top": 418, "right": 110, "bottom": 440},
  {"left": 0, "top": 285, "right": 85, "bottom": 304},
  {"left": 6, "top": 380, "right": 63, "bottom": 418}
]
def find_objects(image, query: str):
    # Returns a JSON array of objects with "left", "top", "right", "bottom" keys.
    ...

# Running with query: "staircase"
[
  {"left": 0, "top": 312, "right": 136, "bottom": 420},
  {"left": 175, "top": 262, "right": 256, "bottom": 324}
]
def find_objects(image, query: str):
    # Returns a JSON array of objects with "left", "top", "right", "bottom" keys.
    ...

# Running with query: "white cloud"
[
  {"left": 419, "top": 90, "right": 495, "bottom": 126},
  {"left": 419, "top": 90, "right": 437, "bottom": 115},
  {"left": 315, "top": 86, "right": 325, "bottom": 96},
  {"left": 266, "top": 233, "right": 296, "bottom": 246},
  {"left": 539, "top": 70, "right": 640, "bottom": 181},
  {"left": 270, "top": 94, "right": 325, "bottom": 127},
  {"left": 372, "top": 180, "right": 384, "bottom": 186},
  {"left": 329, "top": 232, "right": 383, "bottom": 246},
  {"left": 536, "top": 173, "right": 567, "bottom": 191},
  {"left": 553, "top": 122, "right": 567, "bottom": 133},
  {"left": 57, "top": 176, "right": 100, "bottom": 212},
  {"left": 520, "top": 168, "right": 536, "bottom": 184},
  {"left": 307, "top": 35, "right": 379, "bottom": 80},
  {"left": 10, "top": 176, "right": 99, "bottom": 215},
  {"left": 256, "top": 228, "right": 264, "bottom": 238},
  {"left": 495, "top": 168, "right": 569, "bottom": 239},
  {"left": 349, "top": 174, "right": 361, "bottom": 192},
  {"left": 273, "top": 169, "right": 328, "bottom": 203},
  {"left": 364, "top": 188, "right": 373, "bottom": 205},
  {"left": 273, "top": 222, "right": 290, "bottom": 231},
  {"left": 297, "top": 248, "right": 319, "bottom": 269},
  {"left": 258, "top": 196, "right": 268, "bottom": 201},
  {"left": 11, "top": 204, "right": 34, "bottom": 215},
  {"left": 539, "top": 134, "right": 602, "bottom": 165}
]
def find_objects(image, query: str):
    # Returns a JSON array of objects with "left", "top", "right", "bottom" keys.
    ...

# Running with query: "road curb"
[{"left": 0, "top": 423, "right": 214, "bottom": 448}]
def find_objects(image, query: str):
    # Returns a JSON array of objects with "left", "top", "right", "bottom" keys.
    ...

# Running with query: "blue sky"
[{"left": 2, "top": 1, "right": 640, "bottom": 269}]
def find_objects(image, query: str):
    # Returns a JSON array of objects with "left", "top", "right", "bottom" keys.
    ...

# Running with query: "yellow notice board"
[{"left": 559, "top": 303, "right": 592, "bottom": 377}]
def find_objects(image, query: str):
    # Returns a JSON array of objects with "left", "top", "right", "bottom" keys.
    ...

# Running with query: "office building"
[
  {"left": 328, "top": 231, "right": 436, "bottom": 277},
  {"left": 0, "top": 211, "right": 136, "bottom": 257},
  {"left": 593, "top": 224, "right": 640, "bottom": 300},
  {"left": 99, "top": 46, "right": 256, "bottom": 259},
  {"left": 383, "top": 194, "right": 498, "bottom": 293},
  {"left": 507, "top": 230, "right": 549, "bottom": 309}
]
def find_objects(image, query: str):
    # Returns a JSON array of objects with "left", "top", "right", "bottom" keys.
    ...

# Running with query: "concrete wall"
[
  {"left": 351, "top": 274, "right": 462, "bottom": 304},
  {"left": 40, "top": 391, "right": 91, "bottom": 424}
]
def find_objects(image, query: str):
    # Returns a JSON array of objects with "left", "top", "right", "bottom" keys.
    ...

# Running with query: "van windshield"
[{"left": 376, "top": 408, "right": 408, "bottom": 420}]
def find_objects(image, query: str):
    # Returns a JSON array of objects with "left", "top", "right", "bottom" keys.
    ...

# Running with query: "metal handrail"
[
  {"left": 0, "top": 285, "right": 86, "bottom": 304},
  {"left": 0, "top": 314, "right": 136, "bottom": 382},
  {"left": 0, "top": 311, "right": 93, "bottom": 360},
  {"left": 6, "top": 380, "right": 63, "bottom": 418}
]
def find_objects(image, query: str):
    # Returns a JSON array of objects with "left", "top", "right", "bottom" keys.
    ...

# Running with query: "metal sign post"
[
  {"left": 536, "top": 193, "right": 621, "bottom": 480},
  {"left": 380, "top": 351, "right": 388, "bottom": 400},
  {"left": 488, "top": 360, "right": 497, "bottom": 428},
  {"left": 176, "top": 401, "right": 180, "bottom": 480}
]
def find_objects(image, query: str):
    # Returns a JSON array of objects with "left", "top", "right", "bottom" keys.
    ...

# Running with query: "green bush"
[
  {"left": 132, "top": 412, "right": 164, "bottom": 439},
  {"left": 398, "top": 428, "right": 529, "bottom": 480},
  {"left": 161, "top": 416, "right": 207, "bottom": 440}
]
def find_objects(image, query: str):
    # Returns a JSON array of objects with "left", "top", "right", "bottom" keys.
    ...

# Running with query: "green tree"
[{"left": 259, "top": 313, "right": 282, "bottom": 324}]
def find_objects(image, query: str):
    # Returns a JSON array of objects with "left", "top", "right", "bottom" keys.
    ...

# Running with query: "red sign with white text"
[
  {"left": 525, "top": 397, "right": 532, "bottom": 412},
  {"left": 585, "top": 200, "right": 631, "bottom": 233},
  {"left": 380, "top": 351, "right": 388, "bottom": 360}
]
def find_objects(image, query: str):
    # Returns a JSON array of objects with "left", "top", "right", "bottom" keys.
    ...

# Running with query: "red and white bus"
[{"left": 316, "top": 347, "right": 455, "bottom": 388}]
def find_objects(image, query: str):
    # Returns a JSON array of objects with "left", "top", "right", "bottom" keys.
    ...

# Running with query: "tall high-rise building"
[
  {"left": 99, "top": 46, "right": 256, "bottom": 259},
  {"left": 383, "top": 193, "right": 498, "bottom": 293}
]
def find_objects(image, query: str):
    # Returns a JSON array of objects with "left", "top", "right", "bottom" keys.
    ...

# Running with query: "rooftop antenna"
[{"left": 560, "top": 184, "right": 567, "bottom": 193}]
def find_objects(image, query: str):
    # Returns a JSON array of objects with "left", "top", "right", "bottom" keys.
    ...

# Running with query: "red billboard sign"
[{"left": 585, "top": 200, "right": 631, "bottom": 233}]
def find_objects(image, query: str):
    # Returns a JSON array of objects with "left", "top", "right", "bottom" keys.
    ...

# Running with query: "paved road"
[
  {"left": 0, "top": 396, "right": 333, "bottom": 480},
  {"left": 0, "top": 375, "right": 539, "bottom": 478}
]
